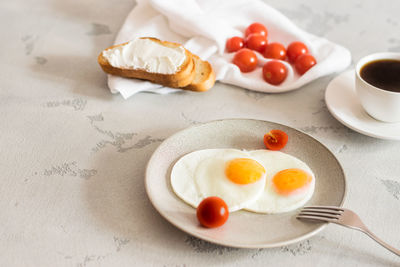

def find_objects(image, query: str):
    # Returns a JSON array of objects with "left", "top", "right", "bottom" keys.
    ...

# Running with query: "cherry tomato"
[
  {"left": 287, "top": 42, "right": 308, "bottom": 63},
  {"left": 226, "top": 36, "right": 244, "bottom": 53},
  {"left": 263, "top": 42, "right": 286, "bottom": 60},
  {"left": 295, "top": 54, "right": 317, "bottom": 75},
  {"left": 263, "top": 130, "right": 288, "bottom": 151},
  {"left": 196, "top": 196, "right": 229, "bottom": 228},
  {"left": 245, "top": 33, "right": 267, "bottom": 53},
  {"left": 262, "top": 61, "right": 287, "bottom": 85},
  {"left": 233, "top": 48, "right": 258, "bottom": 73},
  {"left": 245, "top": 22, "right": 268, "bottom": 38}
]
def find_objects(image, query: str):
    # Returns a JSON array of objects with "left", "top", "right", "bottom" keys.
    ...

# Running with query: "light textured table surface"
[{"left": 1, "top": 0, "right": 400, "bottom": 266}]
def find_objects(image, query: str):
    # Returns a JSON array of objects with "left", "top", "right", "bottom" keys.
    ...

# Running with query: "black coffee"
[{"left": 360, "top": 59, "right": 400, "bottom": 93}]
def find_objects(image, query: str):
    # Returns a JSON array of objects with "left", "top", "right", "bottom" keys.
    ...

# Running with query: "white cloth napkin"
[{"left": 108, "top": 0, "right": 351, "bottom": 99}]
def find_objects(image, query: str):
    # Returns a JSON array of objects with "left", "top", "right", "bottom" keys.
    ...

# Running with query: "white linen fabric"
[{"left": 107, "top": 0, "right": 351, "bottom": 99}]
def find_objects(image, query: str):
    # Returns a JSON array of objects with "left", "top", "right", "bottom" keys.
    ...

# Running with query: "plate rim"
[
  {"left": 325, "top": 70, "right": 400, "bottom": 141},
  {"left": 145, "top": 118, "right": 347, "bottom": 248}
]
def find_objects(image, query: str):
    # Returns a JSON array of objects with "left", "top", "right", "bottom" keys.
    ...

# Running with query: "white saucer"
[{"left": 325, "top": 70, "right": 400, "bottom": 140}]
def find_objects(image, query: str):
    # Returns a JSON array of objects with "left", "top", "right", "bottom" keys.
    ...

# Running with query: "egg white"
[
  {"left": 244, "top": 150, "right": 315, "bottom": 214},
  {"left": 170, "top": 149, "right": 267, "bottom": 212}
]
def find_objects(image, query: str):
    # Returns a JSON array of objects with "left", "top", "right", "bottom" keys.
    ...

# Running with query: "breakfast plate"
[
  {"left": 145, "top": 119, "right": 346, "bottom": 248},
  {"left": 325, "top": 70, "right": 400, "bottom": 140}
]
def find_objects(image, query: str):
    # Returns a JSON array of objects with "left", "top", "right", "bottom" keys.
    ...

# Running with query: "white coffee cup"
[{"left": 355, "top": 52, "right": 400, "bottom": 123}]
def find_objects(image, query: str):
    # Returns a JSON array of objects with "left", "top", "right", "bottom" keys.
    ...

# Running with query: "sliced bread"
[
  {"left": 98, "top": 37, "right": 216, "bottom": 92},
  {"left": 184, "top": 54, "right": 216, "bottom": 92},
  {"left": 98, "top": 37, "right": 195, "bottom": 88}
]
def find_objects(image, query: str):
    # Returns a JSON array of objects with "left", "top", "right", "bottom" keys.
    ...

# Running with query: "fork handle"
[{"left": 361, "top": 228, "right": 400, "bottom": 256}]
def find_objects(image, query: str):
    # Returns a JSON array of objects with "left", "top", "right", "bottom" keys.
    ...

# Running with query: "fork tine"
[
  {"left": 296, "top": 214, "right": 336, "bottom": 223},
  {"left": 300, "top": 207, "right": 342, "bottom": 216},
  {"left": 298, "top": 211, "right": 340, "bottom": 220},
  {"left": 303, "top": 205, "right": 344, "bottom": 212}
]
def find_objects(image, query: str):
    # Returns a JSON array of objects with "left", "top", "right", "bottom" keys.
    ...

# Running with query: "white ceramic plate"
[
  {"left": 145, "top": 119, "right": 346, "bottom": 248},
  {"left": 325, "top": 70, "right": 400, "bottom": 140}
]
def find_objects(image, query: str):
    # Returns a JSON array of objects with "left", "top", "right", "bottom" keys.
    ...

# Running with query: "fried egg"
[
  {"left": 244, "top": 150, "right": 315, "bottom": 213},
  {"left": 170, "top": 149, "right": 267, "bottom": 212}
]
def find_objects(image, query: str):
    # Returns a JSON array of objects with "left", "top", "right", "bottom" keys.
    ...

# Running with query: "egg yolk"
[
  {"left": 272, "top": 168, "right": 311, "bottom": 195},
  {"left": 225, "top": 158, "right": 266, "bottom": 184}
]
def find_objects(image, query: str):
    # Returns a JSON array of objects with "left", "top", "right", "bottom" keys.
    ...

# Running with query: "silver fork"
[{"left": 297, "top": 206, "right": 400, "bottom": 256}]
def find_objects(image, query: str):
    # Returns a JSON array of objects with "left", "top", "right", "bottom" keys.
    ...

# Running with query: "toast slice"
[
  {"left": 184, "top": 54, "right": 216, "bottom": 92},
  {"left": 98, "top": 37, "right": 195, "bottom": 88}
]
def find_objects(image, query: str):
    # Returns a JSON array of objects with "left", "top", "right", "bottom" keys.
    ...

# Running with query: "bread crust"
[
  {"left": 184, "top": 54, "right": 216, "bottom": 92},
  {"left": 98, "top": 37, "right": 195, "bottom": 88}
]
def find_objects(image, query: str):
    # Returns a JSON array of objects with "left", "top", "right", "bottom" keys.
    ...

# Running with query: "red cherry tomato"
[
  {"left": 263, "top": 42, "right": 286, "bottom": 60},
  {"left": 245, "top": 33, "right": 267, "bottom": 53},
  {"left": 295, "top": 54, "right": 317, "bottom": 75},
  {"left": 287, "top": 42, "right": 308, "bottom": 63},
  {"left": 245, "top": 22, "right": 268, "bottom": 38},
  {"left": 226, "top": 36, "right": 244, "bottom": 53},
  {"left": 263, "top": 130, "right": 288, "bottom": 151},
  {"left": 233, "top": 48, "right": 258, "bottom": 73},
  {"left": 262, "top": 61, "right": 287, "bottom": 85},
  {"left": 196, "top": 196, "right": 229, "bottom": 228}
]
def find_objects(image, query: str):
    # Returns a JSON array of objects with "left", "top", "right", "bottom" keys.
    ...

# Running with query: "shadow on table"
[
  {"left": 30, "top": 54, "right": 115, "bottom": 100},
  {"left": 316, "top": 234, "right": 399, "bottom": 266},
  {"left": 82, "top": 139, "right": 213, "bottom": 254},
  {"left": 82, "top": 131, "right": 256, "bottom": 262}
]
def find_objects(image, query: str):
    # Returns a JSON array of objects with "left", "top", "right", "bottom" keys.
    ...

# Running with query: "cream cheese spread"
[{"left": 102, "top": 38, "right": 186, "bottom": 74}]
